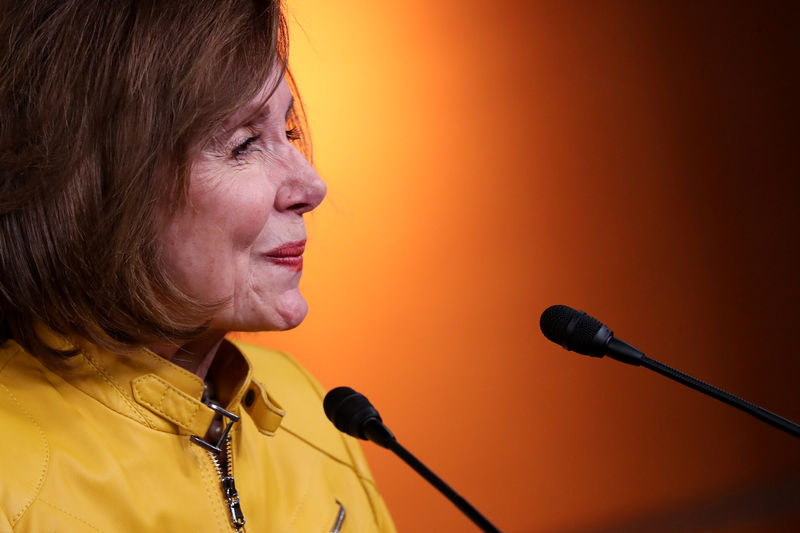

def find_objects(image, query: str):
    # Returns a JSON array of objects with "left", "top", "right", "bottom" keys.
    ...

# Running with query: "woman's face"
[{"left": 159, "top": 75, "right": 326, "bottom": 332}]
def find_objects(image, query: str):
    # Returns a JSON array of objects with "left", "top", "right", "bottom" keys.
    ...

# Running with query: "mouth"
[{"left": 264, "top": 240, "right": 305, "bottom": 271}]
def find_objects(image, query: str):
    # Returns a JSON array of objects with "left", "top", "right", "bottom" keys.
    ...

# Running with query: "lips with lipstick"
[{"left": 264, "top": 240, "right": 305, "bottom": 271}]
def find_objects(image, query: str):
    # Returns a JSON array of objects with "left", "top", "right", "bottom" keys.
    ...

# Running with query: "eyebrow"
[
  {"left": 214, "top": 90, "right": 295, "bottom": 149},
  {"left": 242, "top": 93, "right": 293, "bottom": 126}
]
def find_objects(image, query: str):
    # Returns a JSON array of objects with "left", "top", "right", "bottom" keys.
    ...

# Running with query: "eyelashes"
[
  {"left": 285, "top": 127, "right": 301, "bottom": 142},
  {"left": 230, "top": 128, "right": 302, "bottom": 161},
  {"left": 231, "top": 134, "right": 262, "bottom": 160}
]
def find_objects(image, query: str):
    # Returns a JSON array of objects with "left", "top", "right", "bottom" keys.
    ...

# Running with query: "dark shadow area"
[{"left": 552, "top": 475, "right": 800, "bottom": 533}]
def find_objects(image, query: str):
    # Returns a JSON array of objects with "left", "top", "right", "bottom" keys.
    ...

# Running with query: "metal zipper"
[
  {"left": 329, "top": 500, "right": 346, "bottom": 533},
  {"left": 207, "top": 435, "right": 246, "bottom": 532},
  {"left": 191, "top": 401, "right": 246, "bottom": 532}
]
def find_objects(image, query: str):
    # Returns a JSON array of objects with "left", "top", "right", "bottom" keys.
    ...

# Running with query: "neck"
[{"left": 149, "top": 331, "right": 227, "bottom": 380}]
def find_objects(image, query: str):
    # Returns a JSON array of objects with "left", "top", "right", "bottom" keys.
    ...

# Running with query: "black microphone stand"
[
  {"left": 639, "top": 354, "right": 800, "bottom": 439},
  {"left": 386, "top": 438, "right": 501, "bottom": 533},
  {"left": 601, "top": 336, "right": 800, "bottom": 438},
  {"left": 325, "top": 387, "right": 503, "bottom": 532},
  {"left": 540, "top": 304, "right": 800, "bottom": 440}
]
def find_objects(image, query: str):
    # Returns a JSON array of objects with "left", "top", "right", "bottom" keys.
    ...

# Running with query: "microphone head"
[
  {"left": 323, "top": 386, "right": 383, "bottom": 441},
  {"left": 540, "top": 304, "right": 612, "bottom": 357}
]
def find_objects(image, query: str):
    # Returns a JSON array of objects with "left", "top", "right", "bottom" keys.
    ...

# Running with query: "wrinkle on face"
[{"left": 158, "top": 76, "right": 325, "bottom": 335}]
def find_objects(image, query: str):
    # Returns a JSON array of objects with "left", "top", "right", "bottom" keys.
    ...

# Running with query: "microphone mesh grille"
[
  {"left": 540, "top": 304, "right": 610, "bottom": 356},
  {"left": 323, "top": 386, "right": 382, "bottom": 440},
  {"left": 539, "top": 305, "right": 573, "bottom": 344},
  {"left": 571, "top": 313, "right": 604, "bottom": 353}
]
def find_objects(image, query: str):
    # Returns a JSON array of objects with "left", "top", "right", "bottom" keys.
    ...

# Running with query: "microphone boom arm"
[
  {"left": 540, "top": 304, "right": 800, "bottom": 440},
  {"left": 324, "top": 387, "right": 503, "bottom": 532},
  {"left": 638, "top": 354, "right": 800, "bottom": 439},
  {"left": 372, "top": 421, "right": 501, "bottom": 533}
]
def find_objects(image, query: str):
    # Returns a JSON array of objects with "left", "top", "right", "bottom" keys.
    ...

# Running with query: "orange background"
[{"left": 243, "top": 1, "right": 800, "bottom": 531}]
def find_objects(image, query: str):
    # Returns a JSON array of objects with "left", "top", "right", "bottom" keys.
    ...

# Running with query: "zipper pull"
[
  {"left": 222, "top": 475, "right": 246, "bottom": 531},
  {"left": 190, "top": 403, "right": 240, "bottom": 455}
]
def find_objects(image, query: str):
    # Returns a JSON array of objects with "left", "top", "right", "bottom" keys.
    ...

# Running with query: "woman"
[{"left": 0, "top": 1, "right": 395, "bottom": 531}]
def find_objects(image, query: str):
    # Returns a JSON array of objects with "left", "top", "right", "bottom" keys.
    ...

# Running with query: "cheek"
[
  {"left": 160, "top": 175, "right": 275, "bottom": 290},
  {"left": 198, "top": 181, "right": 272, "bottom": 246},
  {"left": 222, "top": 198, "right": 271, "bottom": 249}
]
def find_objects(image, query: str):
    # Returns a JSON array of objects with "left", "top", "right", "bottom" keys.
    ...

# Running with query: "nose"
[{"left": 275, "top": 147, "right": 327, "bottom": 214}]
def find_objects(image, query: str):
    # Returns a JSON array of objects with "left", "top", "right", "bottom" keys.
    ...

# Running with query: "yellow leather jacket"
[{"left": 0, "top": 334, "right": 396, "bottom": 532}]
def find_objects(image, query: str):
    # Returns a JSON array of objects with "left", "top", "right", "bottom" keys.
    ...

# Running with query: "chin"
[
  {"left": 212, "top": 294, "right": 309, "bottom": 333},
  {"left": 273, "top": 297, "right": 309, "bottom": 330}
]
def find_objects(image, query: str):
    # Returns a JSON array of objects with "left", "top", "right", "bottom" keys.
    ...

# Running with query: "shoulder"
[
  {"left": 0, "top": 342, "right": 50, "bottom": 529},
  {"left": 233, "top": 340, "right": 333, "bottom": 442},
  {"left": 233, "top": 341, "right": 396, "bottom": 532},
  {"left": 234, "top": 340, "right": 327, "bottom": 402},
  {"left": 232, "top": 341, "right": 376, "bottom": 477}
]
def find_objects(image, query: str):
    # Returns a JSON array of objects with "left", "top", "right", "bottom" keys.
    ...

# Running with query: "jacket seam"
[
  {"left": 80, "top": 352, "right": 155, "bottom": 429},
  {"left": 277, "top": 426, "right": 377, "bottom": 488},
  {"left": 37, "top": 498, "right": 105, "bottom": 533},
  {"left": 194, "top": 446, "right": 231, "bottom": 533},
  {"left": 237, "top": 344, "right": 384, "bottom": 523},
  {"left": 0, "top": 343, "right": 23, "bottom": 376},
  {"left": 270, "top": 350, "right": 383, "bottom": 493},
  {"left": 0, "top": 383, "right": 50, "bottom": 527},
  {"left": 32, "top": 373, "right": 183, "bottom": 436},
  {"left": 136, "top": 346, "right": 205, "bottom": 386},
  {"left": 286, "top": 452, "right": 324, "bottom": 527},
  {"left": 266, "top": 350, "right": 367, "bottom": 467}
]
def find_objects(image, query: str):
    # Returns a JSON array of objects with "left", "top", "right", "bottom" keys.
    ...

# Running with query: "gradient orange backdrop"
[{"left": 242, "top": 2, "right": 800, "bottom": 531}]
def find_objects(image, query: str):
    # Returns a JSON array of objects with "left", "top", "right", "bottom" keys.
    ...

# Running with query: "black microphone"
[
  {"left": 323, "top": 387, "right": 502, "bottom": 533},
  {"left": 323, "top": 386, "right": 395, "bottom": 448},
  {"left": 539, "top": 304, "right": 800, "bottom": 439},
  {"left": 539, "top": 304, "right": 644, "bottom": 365}
]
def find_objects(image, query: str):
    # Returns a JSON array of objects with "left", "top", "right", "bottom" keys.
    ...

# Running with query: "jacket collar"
[{"left": 37, "top": 326, "right": 284, "bottom": 437}]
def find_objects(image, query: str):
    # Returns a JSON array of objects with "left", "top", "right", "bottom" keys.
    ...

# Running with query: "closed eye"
[{"left": 232, "top": 134, "right": 262, "bottom": 160}]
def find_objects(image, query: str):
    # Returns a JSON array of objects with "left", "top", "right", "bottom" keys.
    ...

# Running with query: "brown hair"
[{"left": 0, "top": 0, "right": 308, "bottom": 357}]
